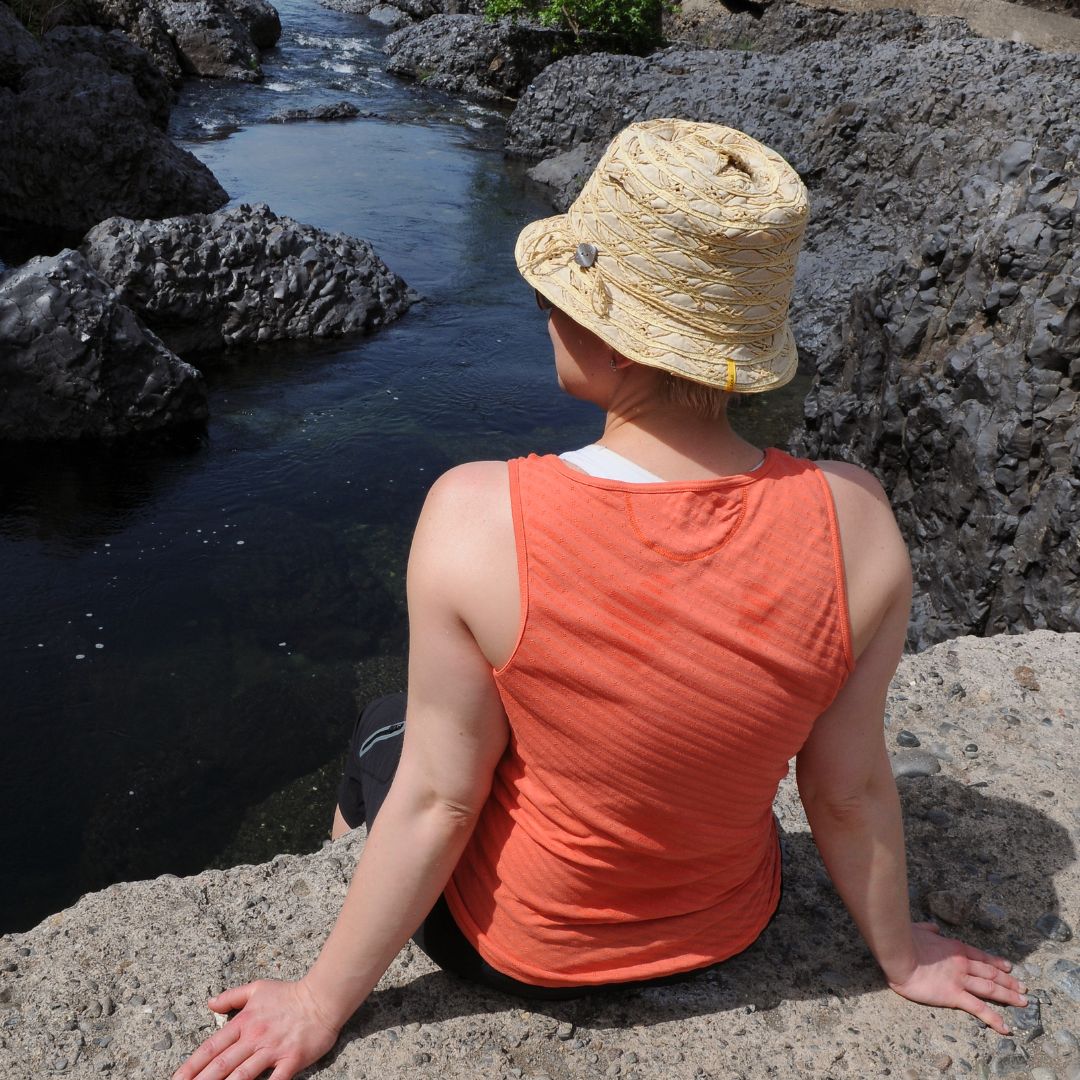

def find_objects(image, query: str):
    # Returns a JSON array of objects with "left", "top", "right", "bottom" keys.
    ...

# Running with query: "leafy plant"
[
  {"left": 9, "top": 0, "right": 70, "bottom": 37},
  {"left": 485, "top": 0, "right": 666, "bottom": 54}
]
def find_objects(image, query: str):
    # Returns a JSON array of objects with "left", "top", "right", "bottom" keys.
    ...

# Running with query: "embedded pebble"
[
  {"left": 926, "top": 890, "right": 975, "bottom": 925},
  {"left": 964, "top": 743, "right": 980, "bottom": 758},
  {"left": 890, "top": 749, "right": 941, "bottom": 778},
  {"left": 974, "top": 902, "right": 1008, "bottom": 931},
  {"left": 1005, "top": 1000, "right": 1043, "bottom": 1041},
  {"left": 1049, "top": 959, "right": 1080, "bottom": 1004},
  {"left": 1048, "top": 1029, "right": 1079, "bottom": 1057},
  {"left": 1030, "top": 1069, "right": 1057, "bottom": 1080},
  {"left": 1035, "top": 914, "right": 1073, "bottom": 942},
  {"left": 896, "top": 729, "right": 921, "bottom": 747},
  {"left": 556, "top": 1021, "right": 574, "bottom": 1040},
  {"left": 933, "top": 1054, "right": 953, "bottom": 1071},
  {"left": 152, "top": 1032, "right": 173, "bottom": 1050}
]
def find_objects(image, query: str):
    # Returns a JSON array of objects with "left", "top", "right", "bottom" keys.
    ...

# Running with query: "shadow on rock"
[{"left": 345, "top": 775, "right": 1074, "bottom": 1040}]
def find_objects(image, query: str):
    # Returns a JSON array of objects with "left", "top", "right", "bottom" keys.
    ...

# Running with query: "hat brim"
[{"left": 515, "top": 215, "right": 798, "bottom": 394}]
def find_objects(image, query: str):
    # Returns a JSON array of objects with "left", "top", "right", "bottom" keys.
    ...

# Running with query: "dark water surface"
[{"left": 0, "top": 1, "right": 804, "bottom": 932}]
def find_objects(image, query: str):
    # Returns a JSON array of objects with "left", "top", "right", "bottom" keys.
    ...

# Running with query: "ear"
[{"left": 610, "top": 350, "right": 635, "bottom": 372}]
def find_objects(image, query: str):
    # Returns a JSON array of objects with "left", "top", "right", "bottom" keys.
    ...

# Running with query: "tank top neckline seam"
[{"left": 542, "top": 446, "right": 782, "bottom": 490}]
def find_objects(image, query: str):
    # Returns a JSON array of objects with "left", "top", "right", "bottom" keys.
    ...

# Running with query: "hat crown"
[{"left": 516, "top": 119, "right": 809, "bottom": 392}]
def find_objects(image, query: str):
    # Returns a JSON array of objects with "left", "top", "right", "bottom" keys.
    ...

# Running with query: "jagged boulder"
[
  {"left": 0, "top": 13, "right": 227, "bottom": 235},
  {"left": 44, "top": 24, "right": 175, "bottom": 127},
  {"left": 0, "top": 1, "right": 41, "bottom": 86},
  {"left": 384, "top": 12, "right": 572, "bottom": 102},
  {"left": 60, "top": 0, "right": 281, "bottom": 83},
  {"left": 81, "top": 204, "right": 417, "bottom": 356},
  {"left": 60, "top": 0, "right": 184, "bottom": 83},
  {"left": 0, "top": 250, "right": 208, "bottom": 441},
  {"left": 795, "top": 141, "right": 1080, "bottom": 647}
]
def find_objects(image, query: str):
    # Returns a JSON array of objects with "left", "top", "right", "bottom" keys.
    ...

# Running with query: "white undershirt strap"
[{"left": 558, "top": 445, "right": 665, "bottom": 483}]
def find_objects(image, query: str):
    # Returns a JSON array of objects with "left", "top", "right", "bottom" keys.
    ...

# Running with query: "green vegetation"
[
  {"left": 9, "top": 0, "right": 70, "bottom": 36},
  {"left": 484, "top": 0, "right": 666, "bottom": 54}
]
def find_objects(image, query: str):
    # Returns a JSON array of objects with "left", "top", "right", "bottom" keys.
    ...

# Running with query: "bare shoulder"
[
  {"left": 415, "top": 460, "right": 513, "bottom": 550},
  {"left": 814, "top": 459, "right": 912, "bottom": 656}
]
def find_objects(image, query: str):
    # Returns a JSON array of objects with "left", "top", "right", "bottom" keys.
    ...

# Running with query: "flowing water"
[{"left": 0, "top": 0, "right": 806, "bottom": 932}]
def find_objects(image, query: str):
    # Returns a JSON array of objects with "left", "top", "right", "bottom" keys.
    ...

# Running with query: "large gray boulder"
[
  {"left": 0, "top": 250, "right": 208, "bottom": 441},
  {"left": 385, "top": 13, "right": 573, "bottom": 102},
  {"left": 0, "top": 13, "right": 227, "bottom": 235},
  {"left": 795, "top": 141, "right": 1080, "bottom": 648},
  {"left": 1, "top": 631, "right": 1077, "bottom": 1077},
  {"left": 81, "top": 204, "right": 417, "bottom": 356}
]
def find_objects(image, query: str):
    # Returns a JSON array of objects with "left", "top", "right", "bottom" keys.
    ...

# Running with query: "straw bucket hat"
[{"left": 516, "top": 118, "right": 809, "bottom": 393}]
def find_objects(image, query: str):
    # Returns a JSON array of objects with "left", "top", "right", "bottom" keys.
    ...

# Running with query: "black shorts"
[{"left": 337, "top": 694, "right": 781, "bottom": 1000}]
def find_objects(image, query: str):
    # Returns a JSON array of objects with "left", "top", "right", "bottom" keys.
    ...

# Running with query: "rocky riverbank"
[
  {"left": 0, "top": 0, "right": 417, "bottom": 441},
  {"left": 2, "top": 631, "right": 1077, "bottom": 1078}
]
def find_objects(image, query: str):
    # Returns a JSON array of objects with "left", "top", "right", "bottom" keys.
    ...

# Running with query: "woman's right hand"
[
  {"left": 886, "top": 921, "right": 1028, "bottom": 1035},
  {"left": 172, "top": 978, "right": 341, "bottom": 1080}
]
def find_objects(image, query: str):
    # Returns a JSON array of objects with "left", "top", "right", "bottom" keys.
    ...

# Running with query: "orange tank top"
[{"left": 444, "top": 448, "right": 854, "bottom": 986}]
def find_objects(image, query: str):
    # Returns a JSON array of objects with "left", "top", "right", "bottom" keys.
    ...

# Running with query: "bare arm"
[
  {"left": 173, "top": 464, "right": 512, "bottom": 1080},
  {"left": 799, "top": 463, "right": 1026, "bottom": 1034}
]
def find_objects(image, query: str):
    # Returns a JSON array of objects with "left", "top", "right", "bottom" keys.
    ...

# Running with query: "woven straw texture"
[{"left": 516, "top": 118, "right": 809, "bottom": 393}]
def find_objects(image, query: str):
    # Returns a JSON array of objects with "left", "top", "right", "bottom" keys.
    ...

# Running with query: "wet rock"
[
  {"left": 0, "top": 13, "right": 227, "bottom": 236},
  {"left": 385, "top": 14, "right": 575, "bottom": 102},
  {"left": 1035, "top": 914, "right": 1073, "bottom": 942},
  {"left": 272, "top": 101, "right": 366, "bottom": 122},
  {"left": 0, "top": 250, "right": 207, "bottom": 441},
  {"left": 81, "top": 203, "right": 417, "bottom": 357},
  {"left": 891, "top": 750, "right": 941, "bottom": 779}
]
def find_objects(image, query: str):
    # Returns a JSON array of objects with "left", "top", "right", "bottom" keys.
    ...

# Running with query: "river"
[{"left": 0, "top": 0, "right": 805, "bottom": 933}]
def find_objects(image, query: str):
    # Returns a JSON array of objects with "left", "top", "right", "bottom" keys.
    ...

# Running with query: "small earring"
[{"left": 609, "top": 354, "right": 619, "bottom": 372}]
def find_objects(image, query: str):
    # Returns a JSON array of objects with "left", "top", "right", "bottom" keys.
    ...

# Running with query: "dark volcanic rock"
[
  {"left": 503, "top": 3, "right": 1080, "bottom": 645},
  {"left": 0, "top": 250, "right": 207, "bottom": 441},
  {"left": 62, "top": 0, "right": 184, "bottom": 83},
  {"left": 795, "top": 142, "right": 1080, "bottom": 647},
  {"left": 272, "top": 100, "right": 367, "bottom": 122},
  {"left": 0, "top": 1, "right": 41, "bottom": 86},
  {"left": 81, "top": 204, "right": 417, "bottom": 356},
  {"left": 385, "top": 13, "right": 572, "bottom": 102},
  {"left": 317, "top": 0, "right": 484, "bottom": 19},
  {"left": 152, "top": 0, "right": 262, "bottom": 80},
  {"left": 0, "top": 14, "right": 227, "bottom": 236},
  {"left": 44, "top": 24, "right": 175, "bottom": 127},
  {"left": 64, "top": 0, "right": 281, "bottom": 82}
]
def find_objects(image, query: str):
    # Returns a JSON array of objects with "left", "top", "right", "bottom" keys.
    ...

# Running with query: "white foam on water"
[
  {"left": 265, "top": 81, "right": 297, "bottom": 92},
  {"left": 320, "top": 60, "right": 357, "bottom": 74}
]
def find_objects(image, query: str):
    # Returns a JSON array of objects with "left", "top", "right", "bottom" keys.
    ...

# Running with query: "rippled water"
[{"left": 0, "top": 0, "right": 806, "bottom": 932}]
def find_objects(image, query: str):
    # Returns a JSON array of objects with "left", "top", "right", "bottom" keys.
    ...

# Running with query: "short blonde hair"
[{"left": 659, "top": 372, "right": 731, "bottom": 421}]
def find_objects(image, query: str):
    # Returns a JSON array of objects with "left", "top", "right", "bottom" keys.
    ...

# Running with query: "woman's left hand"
[
  {"left": 171, "top": 979, "right": 341, "bottom": 1080},
  {"left": 886, "top": 921, "right": 1027, "bottom": 1035}
]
